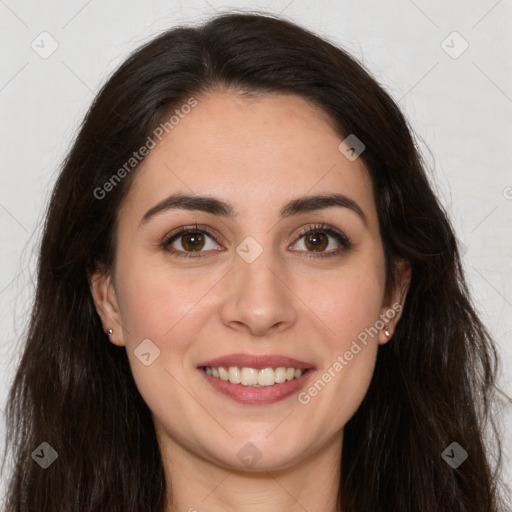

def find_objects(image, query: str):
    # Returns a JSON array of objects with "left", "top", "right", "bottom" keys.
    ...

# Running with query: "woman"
[{"left": 2, "top": 12, "right": 510, "bottom": 512}]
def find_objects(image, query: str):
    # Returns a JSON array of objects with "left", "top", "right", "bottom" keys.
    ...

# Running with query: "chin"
[{"left": 201, "top": 433, "right": 307, "bottom": 472}]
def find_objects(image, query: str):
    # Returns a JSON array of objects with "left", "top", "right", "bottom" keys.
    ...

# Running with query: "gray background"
[{"left": 1, "top": 0, "right": 511, "bottom": 503}]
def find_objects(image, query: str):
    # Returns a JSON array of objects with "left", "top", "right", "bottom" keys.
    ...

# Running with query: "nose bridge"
[
  {"left": 220, "top": 234, "right": 297, "bottom": 335},
  {"left": 235, "top": 237, "right": 284, "bottom": 298}
]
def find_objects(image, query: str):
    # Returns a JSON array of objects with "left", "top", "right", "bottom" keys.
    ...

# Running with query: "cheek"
[
  {"left": 296, "top": 259, "right": 384, "bottom": 412},
  {"left": 297, "top": 282, "right": 381, "bottom": 433},
  {"left": 307, "top": 260, "right": 386, "bottom": 347},
  {"left": 114, "top": 254, "right": 214, "bottom": 343},
  {"left": 113, "top": 259, "right": 204, "bottom": 429},
  {"left": 115, "top": 237, "right": 386, "bottom": 360}
]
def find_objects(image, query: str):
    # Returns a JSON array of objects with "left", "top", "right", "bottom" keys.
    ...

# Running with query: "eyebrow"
[{"left": 139, "top": 192, "right": 368, "bottom": 227}]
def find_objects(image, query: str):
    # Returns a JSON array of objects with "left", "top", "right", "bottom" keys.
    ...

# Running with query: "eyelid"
[
  {"left": 161, "top": 222, "right": 353, "bottom": 259},
  {"left": 160, "top": 223, "right": 224, "bottom": 256},
  {"left": 293, "top": 223, "right": 351, "bottom": 247}
]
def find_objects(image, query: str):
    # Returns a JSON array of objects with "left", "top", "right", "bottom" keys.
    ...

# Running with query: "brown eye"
[
  {"left": 161, "top": 223, "right": 353, "bottom": 260},
  {"left": 303, "top": 232, "right": 329, "bottom": 252},
  {"left": 162, "top": 226, "right": 222, "bottom": 258},
  {"left": 290, "top": 223, "right": 353, "bottom": 258},
  {"left": 179, "top": 232, "right": 206, "bottom": 252}
]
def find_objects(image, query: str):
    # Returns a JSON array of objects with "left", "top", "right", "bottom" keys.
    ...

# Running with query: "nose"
[{"left": 219, "top": 245, "right": 298, "bottom": 337}]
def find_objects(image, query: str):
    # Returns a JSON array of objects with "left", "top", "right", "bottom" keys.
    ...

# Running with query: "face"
[{"left": 90, "top": 91, "right": 408, "bottom": 472}]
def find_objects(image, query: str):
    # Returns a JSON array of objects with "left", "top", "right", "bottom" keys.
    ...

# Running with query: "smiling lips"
[
  {"left": 197, "top": 353, "right": 316, "bottom": 405},
  {"left": 205, "top": 365, "right": 304, "bottom": 386}
]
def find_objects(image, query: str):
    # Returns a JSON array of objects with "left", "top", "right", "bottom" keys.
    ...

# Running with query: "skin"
[{"left": 90, "top": 91, "right": 410, "bottom": 512}]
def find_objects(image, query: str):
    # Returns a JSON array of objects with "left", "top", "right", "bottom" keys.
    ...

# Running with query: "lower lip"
[{"left": 199, "top": 368, "right": 315, "bottom": 405}]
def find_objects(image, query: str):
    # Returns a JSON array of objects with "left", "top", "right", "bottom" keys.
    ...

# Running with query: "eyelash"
[{"left": 160, "top": 222, "right": 353, "bottom": 259}]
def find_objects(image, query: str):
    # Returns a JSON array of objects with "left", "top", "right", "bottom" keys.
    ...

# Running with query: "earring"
[
  {"left": 105, "top": 329, "right": 113, "bottom": 338},
  {"left": 384, "top": 328, "right": 390, "bottom": 337}
]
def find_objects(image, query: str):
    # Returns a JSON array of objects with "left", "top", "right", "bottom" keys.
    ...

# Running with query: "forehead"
[{"left": 119, "top": 91, "right": 377, "bottom": 228}]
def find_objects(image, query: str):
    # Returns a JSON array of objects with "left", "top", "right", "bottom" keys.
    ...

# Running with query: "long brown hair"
[{"left": 2, "top": 12, "right": 510, "bottom": 512}]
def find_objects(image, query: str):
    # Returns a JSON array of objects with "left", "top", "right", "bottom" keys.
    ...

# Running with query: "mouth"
[
  {"left": 197, "top": 354, "right": 316, "bottom": 405},
  {"left": 201, "top": 365, "right": 310, "bottom": 386}
]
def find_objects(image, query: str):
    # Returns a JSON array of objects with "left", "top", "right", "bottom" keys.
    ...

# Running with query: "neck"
[{"left": 159, "top": 434, "right": 343, "bottom": 512}]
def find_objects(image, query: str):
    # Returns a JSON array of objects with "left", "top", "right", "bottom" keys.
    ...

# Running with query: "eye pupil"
[
  {"left": 182, "top": 232, "right": 204, "bottom": 251},
  {"left": 305, "top": 232, "right": 328, "bottom": 251},
  {"left": 164, "top": 224, "right": 349, "bottom": 259}
]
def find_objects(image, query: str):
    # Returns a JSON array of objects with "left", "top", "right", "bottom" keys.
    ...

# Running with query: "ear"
[
  {"left": 88, "top": 269, "right": 125, "bottom": 347},
  {"left": 378, "top": 258, "right": 411, "bottom": 345}
]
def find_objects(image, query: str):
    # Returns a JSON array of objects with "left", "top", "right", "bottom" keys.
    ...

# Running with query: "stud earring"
[
  {"left": 105, "top": 329, "right": 113, "bottom": 338},
  {"left": 384, "top": 328, "right": 390, "bottom": 337}
]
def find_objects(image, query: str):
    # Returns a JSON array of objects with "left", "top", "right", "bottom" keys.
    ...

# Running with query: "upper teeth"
[{"left": 204, "top": 366, "right": 305, "bottom": 386}]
